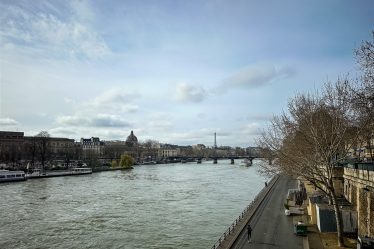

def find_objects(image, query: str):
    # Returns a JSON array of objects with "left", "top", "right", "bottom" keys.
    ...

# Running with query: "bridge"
[{"left": 161, "top": 156, "right": 260, "bottom": 166}]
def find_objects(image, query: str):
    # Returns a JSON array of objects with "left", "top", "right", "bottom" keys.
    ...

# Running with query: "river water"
[{"left": 0, "top": 160, "right": 267, "bottom": 249}]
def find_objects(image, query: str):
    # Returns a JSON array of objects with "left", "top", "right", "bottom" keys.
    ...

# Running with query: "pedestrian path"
[
  {"left": 211, "top": 175, "right": 279, "bottom": 249},
  {"left": 212, "top": 175, "right": 304, "bottom": 249}
]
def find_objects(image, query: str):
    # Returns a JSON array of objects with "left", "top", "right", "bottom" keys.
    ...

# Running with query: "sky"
[{"left": 0, "top": 0, "right": 373, "bottom": 147}]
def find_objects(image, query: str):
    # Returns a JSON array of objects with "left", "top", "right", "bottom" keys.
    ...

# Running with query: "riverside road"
[{"left": 231, "top": 175, "right": 304, "bottom": 249}]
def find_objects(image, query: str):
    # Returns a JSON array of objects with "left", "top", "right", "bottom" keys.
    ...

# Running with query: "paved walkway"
[{"left": 231, "top": 175, "right": 304, "bottom": 249}]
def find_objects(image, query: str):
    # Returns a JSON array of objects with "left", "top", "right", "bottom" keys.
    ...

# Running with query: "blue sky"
[{"left": 0, "top": 0, "right": 373, "bottom": 147}]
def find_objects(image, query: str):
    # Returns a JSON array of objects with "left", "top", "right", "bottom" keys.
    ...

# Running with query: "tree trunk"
[
  {"left": 368, "top": 137, "right": 374, "bottom": 162},
  {"left": 331, "top": 191, "right": 345, "bottom": 247}
]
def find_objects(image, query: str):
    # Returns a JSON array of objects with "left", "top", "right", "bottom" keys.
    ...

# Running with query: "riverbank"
[{"left": 91, "top": 166, "right": 134, "bottom": 172}]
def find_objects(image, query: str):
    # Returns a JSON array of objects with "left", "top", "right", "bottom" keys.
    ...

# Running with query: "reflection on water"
[{"left": 0, "top": 160, "right": 267, "bottom": 249}]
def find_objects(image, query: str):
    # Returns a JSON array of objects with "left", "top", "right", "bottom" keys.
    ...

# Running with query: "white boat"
[
  {"left": 0, "top": 170, "right": 27, "bottom": 183},
  {"left": 71, "top": 167, "right": 92, "bottom": 175},
  {"left": 27, "top": 168, "right": 92, "bottom": 179},
  {"left": 28, "top": 169, "right": 43, "bottom": 177},
  {"left": 242, "top": 159, "right": 252, "bottom": 167}
]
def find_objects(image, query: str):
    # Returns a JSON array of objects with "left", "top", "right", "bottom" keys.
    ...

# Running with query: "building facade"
[
  {"left": 158, "top": 144, "right": 180, "bottom": 158},
  {"left": 344, "top": 162, "right": 374, "bottom": 238},
  {"left": 0, "top": 131, "right": 24, "bottom": 163},
  {"left": 80, "top": 137, "right": 105, "bottom": 157}
]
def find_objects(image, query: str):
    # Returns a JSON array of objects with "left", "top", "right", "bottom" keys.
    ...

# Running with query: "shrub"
[{"left": 284, "top": 203, "right": 290, "bottom": 210}]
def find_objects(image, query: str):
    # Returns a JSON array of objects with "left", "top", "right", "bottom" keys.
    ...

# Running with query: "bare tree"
[
  {"left": 35, "top": 131, "right": 50, "bottom": 172},
  {"left": 258, "top": 79, "right": 364, "bottom": 246},
  {"left": 140, "top": 139, "right": 159, "bottom": 161},
  {"left": 26, "top": 136, "right": 37, "bottom": 168},
  {"left": 354, "top": 32, "right": 374, "bottom": 161},
  {"left": 355, "top": 31, "right": 374, "bottom": 86}
]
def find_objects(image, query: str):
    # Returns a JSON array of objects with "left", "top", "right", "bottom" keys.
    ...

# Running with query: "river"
[{"left": 0, "top": 159, "right": 268, "bottom": 249}]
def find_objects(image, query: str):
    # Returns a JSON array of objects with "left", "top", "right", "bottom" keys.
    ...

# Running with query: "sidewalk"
[
  {"left": 288, "top": 199, "right": 324, "bottom": 249},
  {"left": 300, "top": 180, "right": 356, "bottom": 249}
]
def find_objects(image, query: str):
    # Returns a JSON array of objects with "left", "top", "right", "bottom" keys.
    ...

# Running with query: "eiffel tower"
[{"left": 213, "top": 132, "right": 217, "bottom": 164}]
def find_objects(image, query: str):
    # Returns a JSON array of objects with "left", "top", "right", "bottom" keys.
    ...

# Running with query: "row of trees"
[
  {"left": 258, "top": 32, "right": 374, "bottom": 246},
  {"left": 1, "top": 133, "right": 256, "bottom": 171},
  {"left": 103, "top": 141, "right": 252, "bottom": 161},
  {"left": 0, "top": 131, "right": 53, "bottom": 171}
]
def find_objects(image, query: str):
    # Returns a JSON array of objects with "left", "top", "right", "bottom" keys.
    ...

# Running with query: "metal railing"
[{"left": 210, "top": 175, "right": 278, "bottom": 249}]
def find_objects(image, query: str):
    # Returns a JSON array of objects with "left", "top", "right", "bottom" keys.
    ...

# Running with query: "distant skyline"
[{"left": 0, "top": 0, "right": 373, "bottom": 147}]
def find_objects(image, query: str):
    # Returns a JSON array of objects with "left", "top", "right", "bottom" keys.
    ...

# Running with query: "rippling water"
[{"left": 0, "top": 160, "right": 267, "bottom": 249}]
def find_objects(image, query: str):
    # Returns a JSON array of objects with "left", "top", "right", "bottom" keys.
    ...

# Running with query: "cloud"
[
  {"left": 173, "top": 83, "right": 206, "bottom": 103},
  {"left": 0, "top": 117, "right": 19, "bottom": 126},
  {"left": 49, "top": 126, "right": 131, "bottom": 141},
  {"left": 168, "top": 128, "right": 231, "bottom": 143},
  {"left": 241, "top": 123, "right": 262, "bottom": 136},
  {"left": 215, "top": 64, "right": 295, "bottom": 93},
  {"left": 55, "top": 88, "right": 137, "bottom": 130},
  {"left": 94, "top": 89, "right": 131, "bottom": 104},
  {"left": 88, "top": 88, "right": 139, "bottom": 113},
  {"left": 49, "top": 127, "right": 78, "bottom": 136},
  {"left": 146, "top": 113, "right": 174, "bottom": 131},
  {"left": 246, "top": 113, "right": 273, "bottom": 121},
  {"left": 0, "top": 2, "right": 110, "bottom": 60},
  {"left": 56, "top": 114, "right": 130, "bottom": 128}
]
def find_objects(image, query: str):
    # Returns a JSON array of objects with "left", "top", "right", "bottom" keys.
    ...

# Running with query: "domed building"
[{"left": 125, "top": 130, "right": 138, "bottom": 147}]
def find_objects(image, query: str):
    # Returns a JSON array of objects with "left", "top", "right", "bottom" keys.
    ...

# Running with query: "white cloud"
[
  {"left": 146, "top": 113, "right": 174, "bottom": 131},
  {"left": 0, "top": 2, "right": 110, "bottom": 60},
  {"left": 0, "top": 117, "right": 19, "bottom": 126},
  {"left": 76, "top": 89, "right": 139, "bottom": 116},
  {"left": 70, "top": 0, "right": 95, "bottom": 23},
  {"left": 56, "top": 88, "right": 138, "bottom": 129},
  {"left": 49, "top": 127, "right": 78, "bottom": 136},
  {"left": 56, "top": 114, "right": 130, "bottom": 128},
  {"left": 241, "top": 123, "right": 262, "bottom": 136},
  {"left": 64, "top": 98, "right": 75, "bottom": 104},
  {"left": 49, "top": 126, "right": 130, "bottom": 141},
  {"left": 216, "top": 64, "right": 295, "bottom": 93},
  {"left": 246, "top": 113, "right": 273, "bottom": 121},
  {"left": 173, "top": 83, "right": 206, "bottom": 103},
  {"left": 94, "top": 89, "right": 129, "bottom": 104}
]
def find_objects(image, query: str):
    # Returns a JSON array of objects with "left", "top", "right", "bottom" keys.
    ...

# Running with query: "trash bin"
[
  {"left": 294, "top": 222, "right": 307, "bottom": 236},
  {"left": 357, "top": 236, "right": 374, "bottom": 249}
]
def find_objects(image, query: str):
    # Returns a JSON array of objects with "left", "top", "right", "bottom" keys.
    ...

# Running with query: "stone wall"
[{"left": 344, "top": 167, "right": 374, "bottom": 237}]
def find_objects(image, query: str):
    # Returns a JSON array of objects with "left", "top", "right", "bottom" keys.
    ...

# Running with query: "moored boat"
[
  {"left": 71, "top": 167, "right": 92, "bottom": 175},
  {"left": 0, "top": 170, "right": 27, "bottom": 183},
  {"left": 242, "top": 159, "right": 252, "bottom": 167},
  {"left": 27, "top": 167, "right": 92, "bottom": 179}
]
